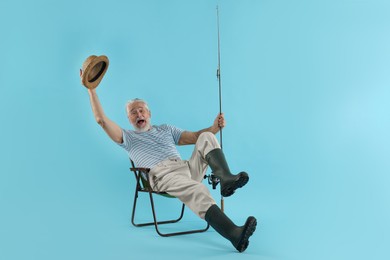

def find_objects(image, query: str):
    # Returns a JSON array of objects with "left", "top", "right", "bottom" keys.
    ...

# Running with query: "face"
[{"left": 127, "top": 101, "right": 151, "bottom": 132}]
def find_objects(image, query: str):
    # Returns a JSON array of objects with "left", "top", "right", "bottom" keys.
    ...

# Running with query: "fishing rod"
[
  {"left": 216, "top": 4, "right": 225, "bottom": 212},
  {"left": 216, "top": 5, "right": 223, "bottom": 150},
  {"left": 206, "top": 4, "right": 225, "bottom": 212}
]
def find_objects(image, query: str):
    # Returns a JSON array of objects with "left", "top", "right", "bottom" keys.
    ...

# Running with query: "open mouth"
[{"left": 136, "top": 119, "right": 146, "bottom": 126}]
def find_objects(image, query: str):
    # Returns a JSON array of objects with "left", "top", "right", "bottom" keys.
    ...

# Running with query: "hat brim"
[{"left": 81, "top": 55, "right": 109, "bottom": 89}]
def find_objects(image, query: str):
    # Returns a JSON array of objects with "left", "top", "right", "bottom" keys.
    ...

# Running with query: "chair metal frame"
[{"left": 130, "top": 160, "right": 210, "bottom": 237}]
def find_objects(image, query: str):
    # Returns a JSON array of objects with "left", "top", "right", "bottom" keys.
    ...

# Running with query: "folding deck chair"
[{"left": 130, "top": 160, "right": 219, "bottom": 237}]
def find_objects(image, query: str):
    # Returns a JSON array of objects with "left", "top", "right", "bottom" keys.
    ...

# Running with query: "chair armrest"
[
  {"left": 130, "top": 167, "right": 150, "bottom": 173},
  {"left": 130, "top": 167, "right": 152, "bottom": 191}
]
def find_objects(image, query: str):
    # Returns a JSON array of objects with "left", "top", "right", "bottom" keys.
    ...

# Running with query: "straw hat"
[{"left": 81, "top": 55, "right": 109, "bottom": 89}]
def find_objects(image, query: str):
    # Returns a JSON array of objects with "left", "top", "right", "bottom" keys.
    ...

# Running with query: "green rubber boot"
[
  {"left": 205, "top": 148, "right": 249, "bottom": 197},
  {"left": 205, "top": 204, "right": 257, "bottom": 252}
]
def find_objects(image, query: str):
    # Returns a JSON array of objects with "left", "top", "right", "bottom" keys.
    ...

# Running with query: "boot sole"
[
  {"left": 235, "top": 216, "right": 257, "bottom": 253},
  {"left": 221, "top": 173, "right": 249, "bottom": 197}
]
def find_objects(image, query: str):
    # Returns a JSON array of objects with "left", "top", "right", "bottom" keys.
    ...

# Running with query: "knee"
[
  {"left": 196, "top": 132, "right": 220, "bottom": 151},
  {"left": 198, "top": 132, "right": 217, "bottom": 143}
]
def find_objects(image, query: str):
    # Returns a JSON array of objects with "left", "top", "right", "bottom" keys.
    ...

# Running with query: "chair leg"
[
  {"left": 148, "top": 192, "right": 210, "bottom": 237},
  {"left": 131, "top": 181, "right": 185, "bottom": 227},
  {"left": 131, "top": 189, "right": 209, "bottom": 236}
]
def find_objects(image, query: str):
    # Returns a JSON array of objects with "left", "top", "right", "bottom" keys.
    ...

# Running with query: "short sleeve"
[
  {"left": 117, "top": 129, "right": 131, "bottom": 151},
  {"left": 165, "top": 125, "right": 184, "bottom": 145}
]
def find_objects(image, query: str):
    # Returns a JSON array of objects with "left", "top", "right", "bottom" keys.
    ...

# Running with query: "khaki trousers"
[{"left": 149, "top": 132, "right": 220, "bottom": 219}]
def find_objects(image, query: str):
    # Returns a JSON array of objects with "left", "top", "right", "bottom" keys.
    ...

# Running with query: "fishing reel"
[{"left": 204, "top": 173, "right": 220, "bottom": 190}]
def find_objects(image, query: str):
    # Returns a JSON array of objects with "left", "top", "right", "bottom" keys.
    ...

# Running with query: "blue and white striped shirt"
[{"left": 118, "top": 124, "right": 184, "bottom": 169}]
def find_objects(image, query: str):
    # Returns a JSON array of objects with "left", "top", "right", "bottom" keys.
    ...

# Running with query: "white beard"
[{"left": 135, "top": 122, "right": 151, "bottom": 132}]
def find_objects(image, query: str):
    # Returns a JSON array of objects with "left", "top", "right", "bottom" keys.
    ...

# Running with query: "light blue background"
[{"left": 1, "top": 0, "right": 389, "bottom": 259}]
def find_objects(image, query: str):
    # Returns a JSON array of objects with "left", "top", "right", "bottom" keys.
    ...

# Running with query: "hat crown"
[{"left": 82, "top": 55, "right": 97, "bottom": 71}]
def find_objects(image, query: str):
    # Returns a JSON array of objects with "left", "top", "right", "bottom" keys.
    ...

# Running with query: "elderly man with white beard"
[{"left": 81, "top": 70, "right": 257, "bottom": 252}]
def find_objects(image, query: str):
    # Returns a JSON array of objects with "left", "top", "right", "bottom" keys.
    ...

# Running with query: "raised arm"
[
  {"left": 80, "top": 66, "right": 122, "bottom": 144},
  {"left": 87, "top": 88, "right": 123, "bottom": 143},
  {"left": 178, "top": 113, "right": 225, "bottom": 145}
]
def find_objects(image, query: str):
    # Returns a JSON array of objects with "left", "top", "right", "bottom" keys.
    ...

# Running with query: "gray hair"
[{"left": 125, "top": 98, "right": 150, "bottom": 116}]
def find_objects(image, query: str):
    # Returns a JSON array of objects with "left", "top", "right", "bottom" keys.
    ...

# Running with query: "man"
[{"left": 83, "top": 80, "right": 257, "bottom": 252}]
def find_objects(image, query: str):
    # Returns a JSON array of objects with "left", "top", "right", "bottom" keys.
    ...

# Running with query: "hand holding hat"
[{"left": 80, "top": 55, "right": 109, "bottom": 89}]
